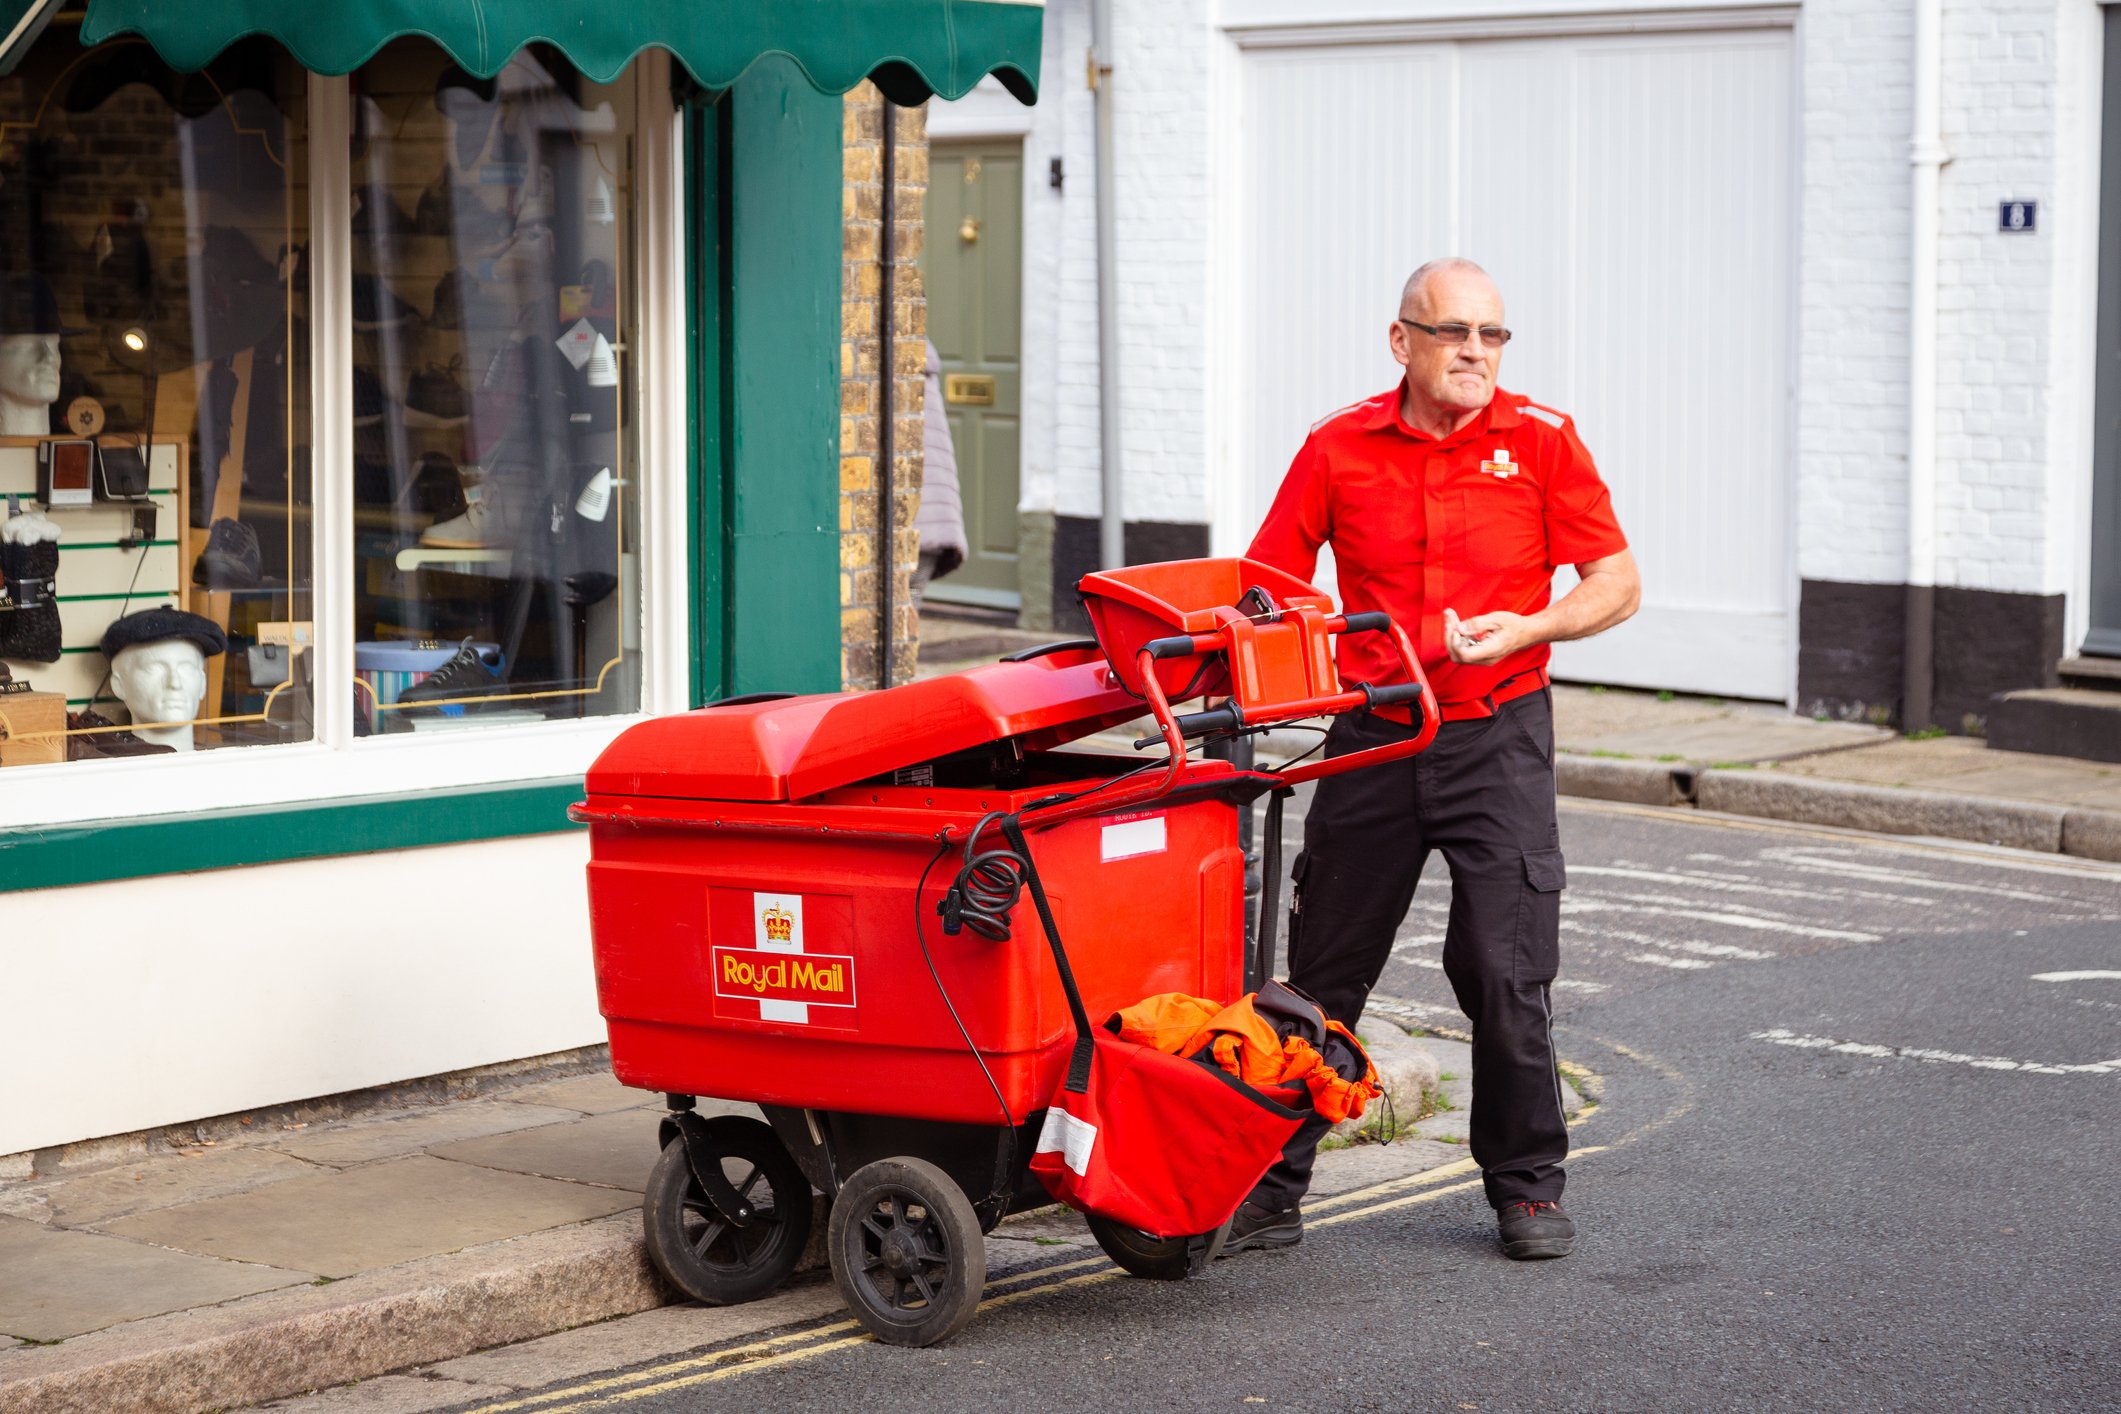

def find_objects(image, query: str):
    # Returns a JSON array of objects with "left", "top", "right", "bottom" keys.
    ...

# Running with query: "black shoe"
[
  {"left": 352, "top": 273, "right": 417, "bottom": 331},
  {"left": 394, "top": 637, "right": 506, "bottom": 712},
  {"left": 192, "top": 517, "right": 261, "bottom": 589},
  {"left": 405, "top": 358, "right": 469, "bottom": 426},
  {"left": 1219, "top": 1201, "right": 1303, "bottom": 1255},
  {"left": 1497, "top": 1200, "right": 1575, "bottom": 1260}
]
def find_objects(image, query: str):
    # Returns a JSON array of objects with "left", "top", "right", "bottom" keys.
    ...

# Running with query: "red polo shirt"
[{"left": 1246, "top": 384, "right": 1628, "bottom": 710}]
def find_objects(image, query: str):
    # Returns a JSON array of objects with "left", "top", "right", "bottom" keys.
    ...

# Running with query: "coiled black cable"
[{"left": 938, "top": 810, "right": 1028, "bottom": 941}]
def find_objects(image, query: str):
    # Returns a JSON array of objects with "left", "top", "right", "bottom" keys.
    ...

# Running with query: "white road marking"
[
  {"left": 1577, "top": 863, "right": 1931, "bottom": 908},
  {"left": 1552, "top": 978, "right": 1609, "bottom": 993},
  {"left": 1757, "top": 846, "right": 2112, "bottom": 902},
  {"left": 1569, "top": 924, "right": 1775, "bottom": 962},
  {"left": 1751, "top": 1028, "right": 2121, "bottom": 1076},
  {"left": 1628, "top": 953, "right": 1716, "bottom": 970},
  {"left": 1566, "top": 897, "right": 1879, "bottom": 943},
  {"left": 2031, "top": 970, "right": 2121, "bottom": 983}
]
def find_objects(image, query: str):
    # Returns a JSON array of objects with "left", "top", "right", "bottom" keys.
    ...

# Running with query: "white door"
[{"left": 1233, "top": 27, "right": 1795, "bottom": 700}]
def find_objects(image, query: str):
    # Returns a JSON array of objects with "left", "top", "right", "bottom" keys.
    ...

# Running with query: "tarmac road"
[{"left": 419, "top": 802, "right": 2121, "bottom": 1414}]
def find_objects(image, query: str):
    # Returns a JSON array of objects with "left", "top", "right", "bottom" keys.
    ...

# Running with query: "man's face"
[
  {"left": 111, "top": 639, "right": 208, "bottom": 726},
  {"left": 0, "top": 333, "right": 62, "bottom": 407},
  {"left": 1390, "top": 268, "right": 1504, "bottom": 416}
]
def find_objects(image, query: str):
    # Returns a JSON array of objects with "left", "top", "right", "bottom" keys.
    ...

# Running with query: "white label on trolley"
[
  {"left": 753, "top": 891, "right": 807, "bottom": 1024},
  {"left": 1035, "top": 1107, "right": 1099, "bottom": 1177},
  {"left": 1101, "top": 815, "right": 1167, "bottom": 862}
]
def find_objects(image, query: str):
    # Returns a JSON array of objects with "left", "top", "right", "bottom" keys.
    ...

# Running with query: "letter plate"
[{"left": 944, "top": 374, "right": 996, "bottom": 406}]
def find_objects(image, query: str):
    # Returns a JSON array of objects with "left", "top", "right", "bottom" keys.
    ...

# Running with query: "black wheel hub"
[{"left": 858, "top": 1193, "right": 949, "bottom": 1310}]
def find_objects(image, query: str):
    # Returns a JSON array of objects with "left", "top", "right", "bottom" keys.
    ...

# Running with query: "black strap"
[
  {"left": 1250, "top": 788, "right": 1292, "bottom": 992},
  {"left": 999, "top": 816, "right": 1097, "bottom": 1095}
]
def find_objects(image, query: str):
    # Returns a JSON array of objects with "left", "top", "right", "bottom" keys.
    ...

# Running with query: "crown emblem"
[{"left": 762, "top": 906, "right": 795, "bottom": 943}]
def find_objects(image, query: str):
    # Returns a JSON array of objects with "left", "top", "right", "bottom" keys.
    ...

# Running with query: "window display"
[
  {"left": 347, "top": 42, "right": 640, "bottom": 734},
  {"left": 0, "top": 37, "right": 312, "bottom": 765}
]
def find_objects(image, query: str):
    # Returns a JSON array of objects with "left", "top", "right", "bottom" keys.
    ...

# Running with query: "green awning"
[
  {"left": 77, "top": 0, "right": 1042, "bottom": 103},
  {"left": 0, "top": 0, "right": 60, "bottom": 74}
]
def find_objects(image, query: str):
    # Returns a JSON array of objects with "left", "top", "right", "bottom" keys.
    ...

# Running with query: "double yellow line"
[{"left": 466, "top": 1099, "right": 1608, "bottom": 1414}]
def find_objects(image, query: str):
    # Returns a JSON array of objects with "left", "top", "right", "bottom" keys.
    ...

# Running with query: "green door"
[{"left": 921, "top": 141, "right": 1023, "bottom": 609}]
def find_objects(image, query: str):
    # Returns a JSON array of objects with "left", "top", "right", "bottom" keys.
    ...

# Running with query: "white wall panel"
[
  {"left": 1237, "top": 26, "right": 1796, "bottom": 698},
  {"left": 2, "top": 834, "right": 603, "bottom": 1156}
]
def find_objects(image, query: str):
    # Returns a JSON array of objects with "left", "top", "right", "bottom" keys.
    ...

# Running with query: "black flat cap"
[{"left": 101, "top": 607, "right": 226, "bottom": 660}]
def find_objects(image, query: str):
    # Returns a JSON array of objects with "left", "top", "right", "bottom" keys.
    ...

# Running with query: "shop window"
[
  {"left": 0, "top": 38, "right": 312, "bottom": 765},
  {"left": 346, "top": 43, "right": 639, "bottom": 735},
  {"left": 1, "top": 31, "right": 674, "bottom": 827}
]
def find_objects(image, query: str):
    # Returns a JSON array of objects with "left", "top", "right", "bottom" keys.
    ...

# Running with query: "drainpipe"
[
  {"left": 879, "top": 98, "right": 898, "bottom": 688},
  {"left": 1091, "top": 0, "right": 1124, "bottom": 570},
  {"left": 1904, "top": 0, "right": 1946, "bottom": 729}
]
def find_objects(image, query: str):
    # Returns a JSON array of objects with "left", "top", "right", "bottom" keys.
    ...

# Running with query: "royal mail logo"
[
  {"left": 712, "top": 946, "right": 858, "bottom": 1009},
  {"left": 762, "top": 905, "right": 795, "bottom": 943}
]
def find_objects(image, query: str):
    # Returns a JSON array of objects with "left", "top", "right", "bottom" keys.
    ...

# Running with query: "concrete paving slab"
[
  {"left": 269, "top": 1103, "right": 586, "bottom": 1168},
  {"left": 1695, "top": 770, "right": 2067, "bottom": 852},
  {"left": 1770, "top": 737, "right": 2121, "bottom": 805},
  {"left": 39, "top": 1147, "right": 319, "bottom": 1227},
  {"left": 429, "top": 1281, "right": 847, "bottom": 1390},
  {"left": 1304, "top": 1139, "right": 1465, "bottom": 1197},
  {"left": 1574, "top": 718, "right": 1884, "bottom": 765},
  {"left": 496, "top": 1073, "right": 660, "bottom": 1116},
  {"left": 256, "top": 1373, "right": 514, "bottom": 1413},
  {"left": 994, "top": 1206, "right": 1092, "bottom": 1245},
  {"left": 94, "top": 1156, "right": 636, "bottom": 1279},
  {"left": 427, "top": 1109, "right": 661, "bottom": 1194},
  {"left": 1411, "top": 1111, "right": 1471, "bottom": 1144},
  {"left": 0, "top": 1212, "right": 662, "bottom": 1414},
  {"left": 0, "top": 1215, "right": 306, "bottom": 1342}
]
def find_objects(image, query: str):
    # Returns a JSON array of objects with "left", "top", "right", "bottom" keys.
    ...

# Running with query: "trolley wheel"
[
  {"left": 1085, "top": 1212, "right": 1233, "bottom": 1281},
  {"left": 642, "top": 1114, "right": 812, "bottom": 1306},
  {"left": 828, "top": 1156, "right": 985, "bottom": 1347}
]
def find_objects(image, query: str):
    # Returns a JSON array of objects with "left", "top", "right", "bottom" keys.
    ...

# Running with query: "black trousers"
[{"left": 1250, "top": 689, "right": 1570, "bottom": 1211}]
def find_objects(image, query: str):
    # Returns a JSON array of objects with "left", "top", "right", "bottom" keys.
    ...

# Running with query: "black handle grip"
[
  {"left": 1368, "top": 682, "right": 1424, "bottom": 706},
  {"left": 998, "top": 638, "right": 1100, "bottom": 663},
  {"left": 1339, "top": 611, "right": 1391, "bottom": 633},
  {"left": 1142, "top": 635, "right": 1198, "bottom": 660},
  {"left": 1171, "top": 704, "right": 1243, "bottom": 735}
]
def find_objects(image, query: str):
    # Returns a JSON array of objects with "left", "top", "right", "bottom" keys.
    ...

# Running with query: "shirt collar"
[{"left": 1361, "top": 382, "right": 1521, "bottom": 441}]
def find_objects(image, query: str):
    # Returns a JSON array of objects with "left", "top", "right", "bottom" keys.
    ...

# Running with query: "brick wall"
[
  {"left": 840, "top": 85, "right": 929, "bottom": 689},
  {"left": 1797, "top": 0, "right": 2097, "bottom": 601}
]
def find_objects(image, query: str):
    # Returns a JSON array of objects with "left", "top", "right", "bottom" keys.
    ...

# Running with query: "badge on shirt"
[{"left": 1479, "top": 449, "right": 1520, "bottom": 479}]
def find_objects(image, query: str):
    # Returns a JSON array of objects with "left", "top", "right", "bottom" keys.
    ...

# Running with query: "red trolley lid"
[{"left": 583, "top": 643, "right": 1150, "bottom": 803}]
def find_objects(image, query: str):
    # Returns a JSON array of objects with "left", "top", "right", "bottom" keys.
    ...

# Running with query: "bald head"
[
  {"left": 1389, "top": 257, "right": 1506, "bottom": 430},
  {"left": 1399, "top": 257, "right": 1494, "bottom": 320}
]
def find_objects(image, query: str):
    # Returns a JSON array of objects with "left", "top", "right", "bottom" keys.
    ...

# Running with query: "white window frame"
[{"left": 0, "top": 54, "right": 691, "bottom": 832}]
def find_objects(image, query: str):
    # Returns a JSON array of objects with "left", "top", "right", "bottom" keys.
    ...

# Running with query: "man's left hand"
[{"left": 1444, "top": 607, "right": 1532, "bottom": 665}]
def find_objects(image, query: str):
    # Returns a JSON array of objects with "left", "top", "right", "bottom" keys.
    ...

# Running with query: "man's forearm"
[{"left": 1525, "top": 563, "right": 1640, "bottom": 646}]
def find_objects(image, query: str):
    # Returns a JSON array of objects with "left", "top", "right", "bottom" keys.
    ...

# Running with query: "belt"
[{"left": 1372, "top": 667, "right": 1550, "bottom": 725}]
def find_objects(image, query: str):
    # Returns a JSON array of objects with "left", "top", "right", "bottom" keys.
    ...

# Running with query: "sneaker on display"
[
  {"left": 352, "top": 365, "right": 389, "bottom": 426},
  {"left": 405, "top": 358, "right": 469, "bottom": 427},
  {"left": 351, "top": 273, "right": 417, "bottom": 331},
  {"left": 401, "top": 452, "right": 466, "bottom": 520},
  {"left": 419, "top": 485, "right": 489, "bottom": 548},
  {"left": 393, "top": 637, "right": 507, "bottom": 713},
  {"left": 191, "top": 517, "right": 262, "bottom": 589}
]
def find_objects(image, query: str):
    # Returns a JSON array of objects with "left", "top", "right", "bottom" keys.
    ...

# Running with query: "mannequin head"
[
  {"left": 99, "top": 607, "right": 227, "bottom": 752},
  {"left": 0, "top": 275, "right": 69, "bottom": 436},
  {"left": 109, "top": 638, "right": 207, "bottom": 750}
]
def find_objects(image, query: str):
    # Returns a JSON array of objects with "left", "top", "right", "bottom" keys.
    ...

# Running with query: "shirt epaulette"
[
  {"left": 1519, "top": 401, "right": 1566, "bottom": 429},
  {"left": 1312, "top": 394, "right": 1390, "bottom": 436}
]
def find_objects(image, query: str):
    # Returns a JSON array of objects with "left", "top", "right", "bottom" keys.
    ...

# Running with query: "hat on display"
[
  {"left": 100, "top": 606, "right": 227, "bottom": 661},
  {"left": 0, "top": 272, "right": 85, "bottom": 336}
]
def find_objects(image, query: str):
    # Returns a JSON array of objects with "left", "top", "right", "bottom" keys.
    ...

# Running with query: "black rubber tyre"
[
  {"left": 642, "top": 1115, "right": 812, "bottom": 1306},
  {"left": 1085, "top": 1212, "right": 1233, "bottom": 1281},
  {"left": 828, "top": 1156, "right": 986, "bottom": 1347}
]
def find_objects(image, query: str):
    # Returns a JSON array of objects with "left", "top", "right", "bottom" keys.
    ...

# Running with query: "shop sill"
[{"left": 0, "top": 778, "right": 584, "bottom": 893}]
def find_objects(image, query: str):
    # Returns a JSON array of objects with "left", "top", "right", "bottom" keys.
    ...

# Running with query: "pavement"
[
  {"left": 0, "top": 1027, "right": 1471, "bottom": 1414},
  {"left": 919, "top": 606, "right": 2121, "bottom": 861}
]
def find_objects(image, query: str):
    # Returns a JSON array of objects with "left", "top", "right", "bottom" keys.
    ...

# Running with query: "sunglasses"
[{"left": 1401, "top": 319, "right": 1513, "bottom": 347}]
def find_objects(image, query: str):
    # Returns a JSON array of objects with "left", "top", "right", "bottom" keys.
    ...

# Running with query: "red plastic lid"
[{"left": 583, "top": 644, "right": 1148, "bottom": 803}]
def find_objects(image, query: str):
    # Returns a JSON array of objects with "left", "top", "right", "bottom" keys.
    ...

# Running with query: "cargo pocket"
[{"left": 1515, "top": 847, "right": 1566, "bottom": 983}]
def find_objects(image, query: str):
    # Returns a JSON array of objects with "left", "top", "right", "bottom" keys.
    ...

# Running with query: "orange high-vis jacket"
[{"left": 1111, "top": 992, "right": 1381, "bottom": 1123}]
